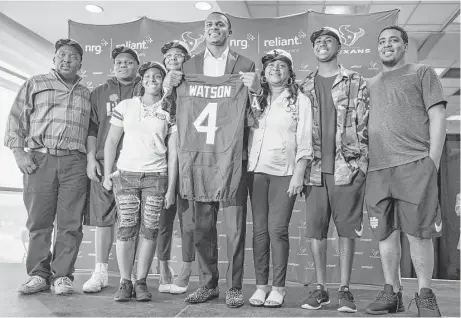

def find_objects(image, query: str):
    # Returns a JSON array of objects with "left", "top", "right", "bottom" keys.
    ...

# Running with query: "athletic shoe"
[
  {"left": 337, "top": 286, "right": 357, "bottom": 313},
  {"left": 301, "top": 284, "right": 330, "bottom": 310},
  {"left": 114, "top": 279, "right": 133, "bottom": 302},
  {"left": 414, "top": 288, "right": 441, "bottom": 317},
  {"left": 226, "top": 287, "right": 244, "bottom": 308},
  {"left": 83, "top": 271, "right": 108, "bottom": 293},
  {"left": 17, "top": 276, "right": 50, "bottom": 294},
  {"left": 185, "top": 286, "right": 220, "bottom": 304},
  {"left": 53, "top": 277, "right": 74, "bottom": 295},
  {"left": 365, "top": 284, "right": 405, "bottom": 315},
  {"left": 134, "top": 278, "right": 152, "bottom": 302}
]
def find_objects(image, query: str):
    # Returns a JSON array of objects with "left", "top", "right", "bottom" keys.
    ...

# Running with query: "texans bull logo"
[
  {"left": 182, "top": 31, "right": 205, "bottom": 52},
  {"left": 338, "top": 25, "right": 365, "bottom": 47}
]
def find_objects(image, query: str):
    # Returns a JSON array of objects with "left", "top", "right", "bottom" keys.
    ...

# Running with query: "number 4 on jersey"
[{"left": 193, "top": 102, "right": 218, "bottom": 144}]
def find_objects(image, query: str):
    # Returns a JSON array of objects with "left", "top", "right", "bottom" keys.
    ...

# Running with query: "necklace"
[{"left": 139, "top": 96, "right": 161, "bottom": 120}]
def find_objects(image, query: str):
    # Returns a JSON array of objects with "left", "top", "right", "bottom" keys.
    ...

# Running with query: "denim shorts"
[{"left": 112, "top": 170, "right": 168, "bottom": 241}]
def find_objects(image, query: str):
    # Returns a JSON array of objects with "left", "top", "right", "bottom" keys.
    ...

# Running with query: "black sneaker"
[
  {"left": 134, "top": 278, "right": 152, "bottom": 302},
  {"left": 337, "top": 286, "right": 357, "bottom": 313},
  {"left": 366, "top": 284, "right": 405, "bottom": 315},
  {"left": 114, "top": 279, "right": 133, "bottom": 302},
  {"left": 301, "top": 284, "right": 330, "bottom": 310},
  {"left": 185, "top": 286, "right": 220, "bottom": 304},
  {"left": 414, "top": 288, "right": 441, "bottom": 317},
  {"left": 226, "top": 287, "right": 244, "bottom": 308}
]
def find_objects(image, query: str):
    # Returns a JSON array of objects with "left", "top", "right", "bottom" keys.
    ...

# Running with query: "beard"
[{"left": 382, "top": 58, "right": 399, "bottom": 67}]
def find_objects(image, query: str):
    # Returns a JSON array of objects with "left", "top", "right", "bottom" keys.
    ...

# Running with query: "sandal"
[
  {"left": 264, "top": 290, "right": 286, "bottom": 308},
  {"left": 249, "top": 288, "right": 270, "bottom": 307}
]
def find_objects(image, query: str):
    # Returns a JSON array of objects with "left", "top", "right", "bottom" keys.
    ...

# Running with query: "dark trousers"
[
  {"left": 23, "top": 152, "right": 88, "bottom": 284},
  {"left": 187, "top": 163, "right": 248, "bottom": 289},
  {"left": 248, "top": 173, "right": 296, "bottom": 287}
]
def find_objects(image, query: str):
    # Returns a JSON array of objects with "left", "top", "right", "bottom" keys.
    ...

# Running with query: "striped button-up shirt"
[{"left": 4, "top": 69, "right": 91, "bottom": 153}]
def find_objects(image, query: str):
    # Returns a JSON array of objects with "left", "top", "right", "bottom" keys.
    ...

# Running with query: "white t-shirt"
[{"left": 110, "top": 97, "right": 177, "bottom": 172}]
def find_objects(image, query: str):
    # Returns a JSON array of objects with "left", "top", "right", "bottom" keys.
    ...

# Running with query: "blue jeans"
[{"left": 112, "top": 170, "right": 168, "bottom": 241}]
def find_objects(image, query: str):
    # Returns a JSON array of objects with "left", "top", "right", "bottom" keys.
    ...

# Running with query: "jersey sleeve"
[{"left": 110, "top": 100, "right": 127, "bottom": 127}]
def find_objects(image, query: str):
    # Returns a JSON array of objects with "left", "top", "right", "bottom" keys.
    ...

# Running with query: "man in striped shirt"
[{"left": 4, "top": 39, "right": 91, "bottom": 296}]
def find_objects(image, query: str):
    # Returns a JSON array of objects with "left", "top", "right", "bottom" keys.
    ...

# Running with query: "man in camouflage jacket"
[{"left": 299, "top": 27, "right": 369, "bottom": 313}]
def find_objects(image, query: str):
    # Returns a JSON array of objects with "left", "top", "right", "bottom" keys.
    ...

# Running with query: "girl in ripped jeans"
[{"left": 103, "top": 61, "right": 178, "bottom": 302}]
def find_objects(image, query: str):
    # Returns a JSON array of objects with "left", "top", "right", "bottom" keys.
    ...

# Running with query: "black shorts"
[
  {"left": 365, "top": 156, "right": 442, "bottom": 241},
  {"left": 85, "top": 174, "right": 117, "bottom": 227},
  {"left": 305, "top": 171, "right": 366, "bottom": 239}
]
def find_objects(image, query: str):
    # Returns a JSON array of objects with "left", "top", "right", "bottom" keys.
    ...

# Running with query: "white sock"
[{"left": 95, "top": 263, "right": 108, "bottom": 272}]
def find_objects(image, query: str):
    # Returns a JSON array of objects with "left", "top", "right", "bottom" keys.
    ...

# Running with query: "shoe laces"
[
  {"left": 119, "top": 280, "right": 131, "bottom": 290},
  {"left": 308, "top": 289, "right": 323, "bottom": 299},
  {"left": 228, "top": 287, "right": 241, "bottom": 293},
  {"left": 375, "top": 290, "right": 395, "bottom": 303},
  {"left": 338, "top": 290, "right": 354, "bottom": 301},
  {"left": 410, "top": 294, "right": 438, "bottom": 311},
  {"left": 55, "top": 277, "right": 72, "bottom": 288},
  {"left": 28, "top": 276, "right": 46, "bottom": 286}
]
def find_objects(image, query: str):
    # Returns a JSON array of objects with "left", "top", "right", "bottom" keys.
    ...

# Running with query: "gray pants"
[
  {"left": 248, "top": 173, "right": 296, "bottom": 287},
  {"left": 23, "top": 151, "right": 88, "bottom": 284}
]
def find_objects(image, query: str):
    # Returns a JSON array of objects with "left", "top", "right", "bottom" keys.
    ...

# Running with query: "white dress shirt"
[
  {"left": 248, "top": 89, "right": 313, "bottom": 176},
  {"left": 203, "top": 47, "right": 229, "bottom": 77}
]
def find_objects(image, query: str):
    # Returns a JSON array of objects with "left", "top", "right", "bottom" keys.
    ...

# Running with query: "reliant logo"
[
  {"left": 263, "top": 30, "right": 306, "bottom": 54},
  {"left": 114, "top": 36, "right": 152, "bottom": 57}
]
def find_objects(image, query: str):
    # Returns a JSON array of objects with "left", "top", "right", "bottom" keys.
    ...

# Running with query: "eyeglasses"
[
  {"left": 164, "top": 53, "right": 186, "bottom": 60},
  {"left": 56, "top": 50, "right": 80, "bottom": 62}
]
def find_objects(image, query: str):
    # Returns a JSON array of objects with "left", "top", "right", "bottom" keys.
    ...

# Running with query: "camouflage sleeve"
[{"left": 355, "top": 76, "right": 369, "bottom": 174}]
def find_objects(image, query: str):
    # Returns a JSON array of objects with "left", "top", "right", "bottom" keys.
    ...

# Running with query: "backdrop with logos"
[{"left": 70, "top": 10, "right": 399, "bottom": 285}]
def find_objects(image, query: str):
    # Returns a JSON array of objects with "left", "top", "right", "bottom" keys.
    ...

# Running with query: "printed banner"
[{"left": 72, "top": 9, "right": 398, "bottom": 285}]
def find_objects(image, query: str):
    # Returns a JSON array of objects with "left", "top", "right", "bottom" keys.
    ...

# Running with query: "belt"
[{"left": 31, "top": 148, "right": 81, "bottom": 157}]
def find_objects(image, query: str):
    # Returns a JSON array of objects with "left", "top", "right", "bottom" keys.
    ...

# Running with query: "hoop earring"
[{"left": 261, "top": 76, "right": 267, "bottom": 84}]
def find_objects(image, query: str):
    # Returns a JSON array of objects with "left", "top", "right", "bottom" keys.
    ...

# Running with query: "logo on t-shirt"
[{"left": 107, "top": 94, "right": 119, "bottom": 116}]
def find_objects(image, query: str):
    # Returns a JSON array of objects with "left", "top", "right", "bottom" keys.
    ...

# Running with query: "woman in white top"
[
  {"left": 103, "top": 61, "right": 178, "bottom": 302},
  {"left": 247, "top": 49, "right": 313, "bottom": 308}
]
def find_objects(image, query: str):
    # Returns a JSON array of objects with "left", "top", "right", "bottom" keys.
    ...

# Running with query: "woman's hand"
[
  {"left": 164, "top": 189, "right": 176, "bottom": 209},
  {"left": 287, "top": 173, "right": 303, "bottom": 197}
]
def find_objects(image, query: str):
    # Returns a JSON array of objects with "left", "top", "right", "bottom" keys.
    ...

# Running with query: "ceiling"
[{"left": 0, "top": 0, "right": 460, "bottom": 132}]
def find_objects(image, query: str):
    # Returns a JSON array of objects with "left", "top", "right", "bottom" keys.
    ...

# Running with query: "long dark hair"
[{"left": 258, "top": 55, "right": 299, "bottom": 112}]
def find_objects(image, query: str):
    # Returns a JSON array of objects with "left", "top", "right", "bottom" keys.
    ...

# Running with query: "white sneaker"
[
  {"left": 53, "top": 277, "right": 74, "bottom": 295},
  {"left": 83, "top": 271, "right": 108, "bottom": 293}
]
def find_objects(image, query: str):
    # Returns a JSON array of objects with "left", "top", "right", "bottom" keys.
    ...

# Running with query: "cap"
[
  {"left": 111, "top": 46, "right": 140, "bottom": 65},
  {"left": 261, "top": 49, "right": 293, "bottom": 66},
  {"left": 161, "top": 40, "right": 191, "bottom": 57},
  {"left": 55, "top": 39, "right": 83, "bottom": 59},
  {"left": 138, "top": 61, "right": 167, "bottom": 78},
  {"left": 310, "top": 27, "right": 341, "bottom": 46}
]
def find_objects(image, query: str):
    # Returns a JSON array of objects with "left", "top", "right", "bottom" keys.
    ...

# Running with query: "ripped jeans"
[{"left": 112, "top": 170, "right": 168, "bottom": 241}]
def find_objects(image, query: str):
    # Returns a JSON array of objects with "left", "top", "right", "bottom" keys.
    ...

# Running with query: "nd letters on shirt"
[{"left": 176, "top": 74, "right": 249, "bottom": 202}]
